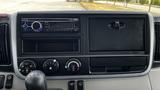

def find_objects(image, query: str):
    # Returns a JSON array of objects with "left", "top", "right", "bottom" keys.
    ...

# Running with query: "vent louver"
[
  {"left": 155, "top": 22, "right": 160, "bottom": 61},
  {"left": 153, "top": 21, "right": 160, "bottom": 67},
  {"left": 0, "top": 23, "right": 11, "bottom": 65}
]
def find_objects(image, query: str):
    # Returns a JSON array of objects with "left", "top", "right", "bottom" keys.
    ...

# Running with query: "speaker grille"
[
  {"left": 0, "top": 23, "right": 11, "bottom": 65},
  {"left": 155, "top": 22, "right": 160, "bottom": 61}
]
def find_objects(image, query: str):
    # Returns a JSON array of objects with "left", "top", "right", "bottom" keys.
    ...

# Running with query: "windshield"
[{"left": 0, "top": 0, "right": 160, "bottom": 16}]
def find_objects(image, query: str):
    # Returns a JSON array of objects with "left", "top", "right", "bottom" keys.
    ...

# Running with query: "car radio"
[
  {"left": 12, "top": 11, "right": 154, "bottom": 79},
  {"left": 18, "top": 17, "right": 80, "bottom": 54},
  {"left": 21, "top": 18, "right": 79, "bottom": 33}
]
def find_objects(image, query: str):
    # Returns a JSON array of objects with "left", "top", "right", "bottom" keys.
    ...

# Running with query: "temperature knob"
[
  {"left": 65, "top": 58, "right": 81, "bottom": 73},
  {"left": 19, "top": 60, "right": 36, "bottom": 76},
  {"left": 43, "top": 59, "right": 59, "bottom": 74},
  {"left": 31, "top": 21, "right": 42, "bottom": 32}
]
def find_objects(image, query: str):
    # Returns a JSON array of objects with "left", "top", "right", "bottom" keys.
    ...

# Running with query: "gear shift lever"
[{"left": 25, "top": 70, "right": 47, "bottom": 90}]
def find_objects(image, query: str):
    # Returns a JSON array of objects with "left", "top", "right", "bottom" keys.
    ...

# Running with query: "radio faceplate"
[
  {"left": 21, "top": 18, "right": 80, "bottom": 33},
  {"left": 12, "top": 11, "right": 154, "bottom": 79}
]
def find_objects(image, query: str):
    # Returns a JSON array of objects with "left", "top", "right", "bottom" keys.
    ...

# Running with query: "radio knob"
[
  {"left": 19, "top": 60, "right": 36, "bottom": 76},
  {"left": 65, "top": 58, "right": 81, "bottom": 73},
  {"left": 43, "top": 59, "right": 59, "bottom": 74},
  {"left": 31, "top": 21, "right": 42, "bottom": 32}
]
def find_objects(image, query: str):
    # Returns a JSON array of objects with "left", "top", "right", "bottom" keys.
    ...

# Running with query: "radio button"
[
  {"left": 65, "top": 58, "right": 81, "bottom": 73},
  {"left": 22, "top": 22, "right": 28, "bottom": 29},
  {"left": 43, "top": 59, "right": 59, "bottom": 74},
  {"left": 31, "top": 21, "right": 42, "bottom": 32}
]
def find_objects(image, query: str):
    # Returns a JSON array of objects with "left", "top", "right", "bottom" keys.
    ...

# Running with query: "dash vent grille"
[
  {"left": 153, "top": 21, "right": 160, "bottom": 68},
  {"left": 0, "top": 23, "right": 11, "bottom": 65},
  {"left": 155, "top": 22, "right": 160, "bottom": 61}
]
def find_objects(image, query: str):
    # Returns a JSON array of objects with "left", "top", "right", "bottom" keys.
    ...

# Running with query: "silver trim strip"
[
  {"left": 11, "top": 11, "right": 154, "bottom": 80},
  {"left": 18, "top": 54, "right": 149, "bottom": 58}
]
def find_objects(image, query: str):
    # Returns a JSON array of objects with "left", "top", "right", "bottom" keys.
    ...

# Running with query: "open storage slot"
[
  {"left": 90, "top": 56, "right": 148, "bottom": 74},
  {"left": 22, "top": 39, "right": 79, "bottom": 53}
]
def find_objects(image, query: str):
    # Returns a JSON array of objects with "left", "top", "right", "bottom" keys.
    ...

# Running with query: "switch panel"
[
  {"left": 5, "top": 74, "right": 13, "bottom": 89},
  {"left": 68, "top": 81, "right": 75, "bottom": 90},
  {"left": 77, "top": 80, "right": 84, "bottom": 90},
  {"left": 0, "top": 75, "right": 5, "bottom": 89}
]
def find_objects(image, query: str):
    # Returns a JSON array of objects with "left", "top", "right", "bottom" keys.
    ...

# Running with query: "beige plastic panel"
[
  {"left": 85, "top": 76, "right": 151, "bottom": 90},
  {"left": 0, "top": 73, "right": 152, "bottom": 90},
  {"left": 149, "top": 67, "right": 160, "bottom": 90}
]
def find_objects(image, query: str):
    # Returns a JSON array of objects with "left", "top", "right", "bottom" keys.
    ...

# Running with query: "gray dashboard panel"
[{"left": 11, "top": 11, "right": 155, "bottom": 80}]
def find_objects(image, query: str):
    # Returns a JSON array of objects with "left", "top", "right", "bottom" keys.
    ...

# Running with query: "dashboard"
[{"left": 0, "top": 11, "right": 160, "bottom": 90}]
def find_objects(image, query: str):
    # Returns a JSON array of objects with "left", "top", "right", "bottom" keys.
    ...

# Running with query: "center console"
[{"left": 11, "top": 11, "right": 154, "bottom": 79}]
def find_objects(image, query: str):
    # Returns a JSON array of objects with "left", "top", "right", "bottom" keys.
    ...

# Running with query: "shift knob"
[{"left": 25, "top": 70, "right": 47, "bottom": 90}]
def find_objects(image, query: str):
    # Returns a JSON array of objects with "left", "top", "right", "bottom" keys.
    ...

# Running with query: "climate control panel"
[{"left": 18, "top": 58, "right": 87, "bottom": 76}]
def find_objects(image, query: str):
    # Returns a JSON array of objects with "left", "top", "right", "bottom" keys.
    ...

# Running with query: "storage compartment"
[
  {"left": 90, "top": 57, "right": 148, "bottom": 73},
  {"left": 89, "top": 17, "right": 145, "bottom": 52},
  {"left": 22, "top": 39, "right": 79, "bottom": 53}
]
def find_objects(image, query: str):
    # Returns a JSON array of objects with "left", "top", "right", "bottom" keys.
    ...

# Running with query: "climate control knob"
[
  {"left": 65, "top": 58, "right": 81, "bottom": 73},
  {"left": 31, "top": 21, "right": 42, "bottom": 32},
  {"left": 19, "top": 60, "right": 36, "bottom": 76},
  {"left": 43, "top": 59, "right": 59, "bottom": 74}
]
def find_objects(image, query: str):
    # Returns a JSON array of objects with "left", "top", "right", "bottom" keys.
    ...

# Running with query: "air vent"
[
  {"left": 0, "top": 23, "right": 11, "bottom": 65},
  {"left": 153, "top": 21, "right": 160, "bottom": 67},
  {"left": 155, "top": 22, "right": 160, "bottom": 60}
]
